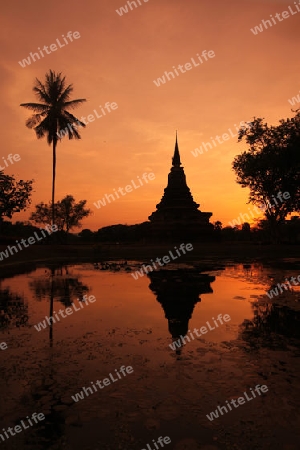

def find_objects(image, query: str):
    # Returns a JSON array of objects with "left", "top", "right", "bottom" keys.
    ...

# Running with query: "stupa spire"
[{"left": 172, "top": 131, "right": 181, "bottom": 167}]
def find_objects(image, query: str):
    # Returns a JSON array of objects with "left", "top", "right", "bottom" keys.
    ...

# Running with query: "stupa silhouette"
[{"left": 148, "top": 133, "right": 214, "bottom": 241}]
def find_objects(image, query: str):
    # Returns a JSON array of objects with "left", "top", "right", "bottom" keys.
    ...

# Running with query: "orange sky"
[{"left": 1, "top": 0, "right": 299, "bottom": 231}]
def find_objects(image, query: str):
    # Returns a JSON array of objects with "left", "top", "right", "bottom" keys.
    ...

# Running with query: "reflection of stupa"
[
  {"left": 148, "top": 269, "right": 215, "bottom": 354},
  {"left": 148, "top": 134, "right": 214, "bottom": 241}
]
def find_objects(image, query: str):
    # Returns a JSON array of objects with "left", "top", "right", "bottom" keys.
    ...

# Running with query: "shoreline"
[{"left": 0, "top": 242, "right": 299, "bottom": 280}]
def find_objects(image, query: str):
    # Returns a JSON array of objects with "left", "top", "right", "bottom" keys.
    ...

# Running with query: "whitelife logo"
[
  {"left": 250, "top": 1, "right": 300, "bottom": 35},
  {"left": 0, "top": 225, "right": 58, "bottom": 261},
  {"left": 266, "top": 274, "right": 300, "bottom": 299},
  {"left": 0, "top": 412, "right": 45, "bottom": 444},
  {"left": 131, "top": 243, "right": 193, "bottom": 280},
  {"left": 71, "top": 365, "right": 134, "bottom": 403},
  {"left": 93, "top": 172, "right": 155, "bottom": 209},
  {"left": 0, "top": 153, "right": 21, "bottom": 170},
  {"left": 228, "top": 191, "right": 290, "bottom": 228},
  {"left": 288, "top": 89, "right": 300, "bottom": 106},
  {"left": 206, "top": 385, "right": 269, "bottom": 421},
  {"left": 56, "top": 102, "right": 118, "bottom": 139},
  {"left": 169, "top": 313, "right": 231, "bottom": 351},
  {"left": 116, "top": 0, "right": 149, "bottom": 16},
  {"left": 33, "top": 295, "right": 97, "bottom": 331},
  {"left": 153, "top": 50, "right": 215, "bottom": 87},
  {"left": 141, "top": 436, "right": 171, "bottom": 450},
  {"left": 18, "top": 31, "right": 81, "bottom": 68},
  {"left": 191, "top": 121, "right": 252, "bottom": 157},
  {"left": 0, "top": 342, "right": 8, "bottom": 351}
]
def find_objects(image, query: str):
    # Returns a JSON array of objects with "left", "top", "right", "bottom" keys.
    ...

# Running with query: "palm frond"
[
  {"left": 63, "top": 99, "right": 86, "bottom": 109},
  {"left": 71, "top": 127, "right": 81, "bottom": 139},
  {"left": 63, "top": 110, "right": 86, "bottom": 127},
  {"left": 34, "top": 124, "right": 47, "bottom": 139},
  {"left": 25, "top": 114, "right": 43, "bottom": 129},
  {"left": 20, "top": 102, "right": 49, "bottom": 112},
  {"left": 46, "top": 71, "right": 67, "bottom": 103},
  {"left": 58, "top": 84, "right": 73, "bottom": 103},
  {"left": 33, "top": 78, "right": 51, "bottom": 103},
  {"left": 56, "top": 112, "right": 85, "bottom": 141},
  {"left": 34, "top": 115, "right": 55, "bottom": 144}
]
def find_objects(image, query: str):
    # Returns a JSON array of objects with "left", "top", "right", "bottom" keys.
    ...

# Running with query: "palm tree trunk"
[{"left": 51, "top": 140, "right": 56, "bottom": 227}]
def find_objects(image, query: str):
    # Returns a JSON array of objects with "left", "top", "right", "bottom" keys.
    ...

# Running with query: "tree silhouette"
[
  {"left": 233, "top": 111, "right": 300, "bottom": 241},
  {"left": 0, "top": 171, "right": 33, "bottom": 232},
  {"left": 30, "top": 195, "right": 91, "bottom": 233},
  {"left": 214, "top": 221, "right": 222, "bottom": 231},
  {"left": 20, "top": 70, "right": 86, "bottom": 227}
]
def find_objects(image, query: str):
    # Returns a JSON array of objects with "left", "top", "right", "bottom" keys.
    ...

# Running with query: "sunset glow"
[{"left": 1, "top": 0, "right": 299, "bottom": 230}]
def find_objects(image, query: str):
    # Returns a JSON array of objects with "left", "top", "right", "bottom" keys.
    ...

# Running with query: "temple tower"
[{"left": 148, "top": 134, "right": 214, "bottom": 241}]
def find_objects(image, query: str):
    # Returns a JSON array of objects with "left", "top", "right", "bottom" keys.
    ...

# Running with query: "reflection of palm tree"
[
  {"left": 49, "top": 267, "right": 54, "bottom": 346},
  {"left": 20, "top": 70, "right": 86, "bottom": 227},
  {"left": 0, "top": 288, "right": 28, "bottom": 329},
  {"left": 148, "top": 269, "right": 215, "bottom": 355},
  {"left": 20, "top": 351, "right": 66, "bottom": 447},
  {"left": 29, "top": 266, "right": 89, "bottom": 307},
  {"left": 29, "top": 266, "right": 90, "bottom": 346}
]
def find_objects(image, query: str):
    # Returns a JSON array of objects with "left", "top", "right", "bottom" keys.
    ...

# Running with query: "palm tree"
[{"left": 20, "top": 70, "right": 86, "bottom": 227}]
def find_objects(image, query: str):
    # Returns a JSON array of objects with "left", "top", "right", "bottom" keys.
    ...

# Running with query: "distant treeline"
[
  {"left": 1, "top": 218, "right": 299, "bottom": 245},
  {"left": 78, "top": 219, "right": 300, "bottom": 244}
]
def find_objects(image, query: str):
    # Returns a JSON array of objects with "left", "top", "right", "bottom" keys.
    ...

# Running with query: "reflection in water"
[
  {"left": 1, "top": 263, "right": 300, "bottom": 449},
  {"left": 19, "top": 353, "right": 66, "bottom": 449},
  {"left": 148, "top": 269, "right": 215, "bottom": 355},
  {"left": 0, "top": 288, "right": 28, "bottom": 329},
  {"left": 29, "top": 265, "right": 90, "bottom": 346},
  {"left": 241, "top": 301, "right": 300, "bottom": 349},
  {"left": 49, "top": 268, "right": 54, "bottom": 346},
  {"left": 29, "top": 266, "right": 90, "bottom": 307}
]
